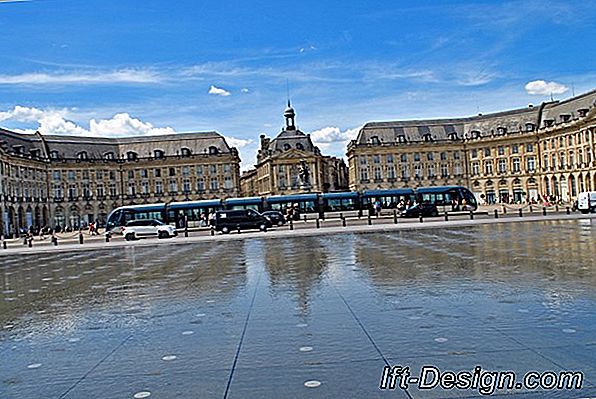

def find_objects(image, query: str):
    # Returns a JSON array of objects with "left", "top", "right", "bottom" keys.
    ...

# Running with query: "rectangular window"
[
  {"left": 359, "top": 156, "right": 367, "bottom": 165},
  {"left": 197, "top": 178, "right": 205, "bottom": 191},
  {"left": 182, "top": 166, "right": 190, "bottom": 177},
  {"left": 359, "top": 168, "right": 368, "bottom": 181},
  {"left": 498, "top": 159, "right": 507, "bottom": 173},
  {"left": 453, "top": 151, "right": 460, "bottom": 160},
  {"left": 512, "top": 144, "right": 519, "bottom": 154},
  {"left": 154, "top": 168, "right": 161, "bottom": 178},
  {"left": 210, "top": 165, "right": 217, "bottom": 174},
  {"left": 526, "top": 156, "right": 536, "bottom": 172},
  {"left": 484, "top": 148, "right": 491, "bottom": 157},
  {"left": 155, "top": 181, "right": 163, "bottom": 194},
  {"left": 387, "top": 165, "right": 396, "bottom": 179},
  {"left": 427, "top": 152, "right": 434, "bottom": 161},
  {"left": 141, "top": 169, "right": 148, "bottom": 178},
  {"left": 513, "top": 158, "right": 521, "bottom": 172},
  {"left": 373, "top": 155, "right": 380, "bottom": 164},
  {"left": 210, "top": 177, "right": 219, "bottom": 190},
  {"left": 526, "top": 143, "right": 534, "bottom": 152},
  {"left": 196, "top": 165, "right": 203, "bottom": 176},
  {"left": 498, "top": 146, "right": 504, "bottom": 156},
  {"left": 440, "top": 164, "right": 448, "bottom": 177},
  {"left": 471, "top": 149, "right": 478, "bottom": 158},
  {"left": 484, "top": 161, "right": 493, "bottom": 175},
  {"left": 374, "top": 166, "right": 382, "bottom": 180},
  {"left": 53, "top": 171, "right": 61, "bottom": 180},
  {"left": 224, "top": 175, "right": 233, "bottom": 189},
  {"left": 414, "top": 153, "right": 420, "bottom": 162},
  {"left": 386, "top": 154, "right": 394, "bottom": 163}
]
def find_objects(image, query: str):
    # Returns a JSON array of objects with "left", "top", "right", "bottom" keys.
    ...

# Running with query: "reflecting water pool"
[{"left": 1, "top": 219, "right": 595, "bottom": 398}]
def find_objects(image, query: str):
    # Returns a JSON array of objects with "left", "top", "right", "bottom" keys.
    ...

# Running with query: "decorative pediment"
[{"left": 270, "top": 148, "right": 315, "bottom": 160}]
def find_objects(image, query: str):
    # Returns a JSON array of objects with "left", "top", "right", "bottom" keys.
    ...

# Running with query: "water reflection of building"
[
  {"left": 240, "top": 103, "right": 348, "bottom": 196},
  {"left": 263, "top": 238, "right": 328, "bottom": 315},
  {"left": 348, "top": 89, "right": 596, "bottom": 204}
]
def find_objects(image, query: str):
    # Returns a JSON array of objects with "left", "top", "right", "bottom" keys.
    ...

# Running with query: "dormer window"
[
  {"left": 397, "top": 135, "right": 407, "bottom": 143},
  {"left": 283, "top": 143, "right": 291, "bottom": 151},
  {"left": 29, "top": 149, "right": 40, "bottom": 158},
  {"left": 12, "top": 145, "right": 23, "bottom": 154},
  {"left": 154, "top": 149, "right": 165, "bottom": 159},
  {"left": 560, "top": 114, "right": 571, "bottom": 123},
  {"left": 296, "top": 143, "right": 304, "bottom": 150},
  {"left": 77, "top": 151, "right": 88, "bottom": 161},
  {"left": 127, "top": 151, "right": 138, "bottom": 161},
  {"left": 50, "top": 151, "right": 60, "bottom": 160},
  {"left": 104, "top": 152, "right": 115, "bottom": 160},
  {"left": 370, "top": 136, "right": 381, "bottom": 145},
  {"left": 525, "top": 123, "right": 535, "bottom": 132},
  {"left": 577, "top": 108, "right": 589, "bottom": 117},
  {"left": 208, "top": 146, "right": 219, "bottom": 155},
  {"left": 180, "top": 147, "right": 191, "bottom": 157},
  {"left": 423, "top": 133, "right": 433, "bottom": 142},
  {"left": 448, "top": 132, "right": 458, "bottom": 141},
  {"left": 497, "top": 127, "right": 507, "bottom": 135},
  {"left": 470, "top": 130, "right": 481, "bottom": 139},
  {"left": 544, "top": 119, "right": 555, "bottom": 128}
]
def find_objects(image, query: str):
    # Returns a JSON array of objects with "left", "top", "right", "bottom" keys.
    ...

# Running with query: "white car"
[
  {"left": 122, "top": 219, "right": 177, "bottom": 240},
  {"left": 577, "top": 191, "right": 596, "bottom": 214}
]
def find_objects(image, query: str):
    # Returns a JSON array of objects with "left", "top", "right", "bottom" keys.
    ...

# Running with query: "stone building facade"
[
  {"left": 0, "top": 130, "right": 240, "bottom": 236},
  {"left": 240, "top": 103, "right": 348, "bottom": 196},
  {"left": 347, "top": 89, "right": 596, "bottom": 205}
]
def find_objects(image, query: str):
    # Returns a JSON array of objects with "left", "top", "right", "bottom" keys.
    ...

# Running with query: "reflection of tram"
[{"left": 106, "top": 185, "right": 478, "bottom": 231}]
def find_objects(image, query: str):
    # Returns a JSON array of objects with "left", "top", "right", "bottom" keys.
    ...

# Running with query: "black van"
[{"left": 214, "top": 209, "right": 272, "bottom": 233}]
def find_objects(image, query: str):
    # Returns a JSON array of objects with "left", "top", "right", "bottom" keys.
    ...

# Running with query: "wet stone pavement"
[{"left": 0, "top": 219, "right": 595, "bottom": 398}]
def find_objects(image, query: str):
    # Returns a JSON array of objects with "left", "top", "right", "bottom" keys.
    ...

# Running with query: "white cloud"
[
  {"left": 525, "top": 80, "right": 568, "bottom": 96},
  {"left": 223, "top": 135, "right": 251, "bottom": 149},
  {"left": 208, "top": 85, "right": 231, "bottom": 96},
  {"left": 0, "top": 105, "right": 249, "bottom": 150},
  {"left": 309, "top": 126, "right": 359, "bottom": 144},
  {"left": 240, "top": 88, "right": 250, "bottom": 93},
  {"left": 309, "top": 126, "right": 360, "bottom": 155},
  {"left": 0, "top": 69, "right": 162, "bottom": 85},
  {"left": 89, "top": 113, "right": 176, "bottom": 137}
]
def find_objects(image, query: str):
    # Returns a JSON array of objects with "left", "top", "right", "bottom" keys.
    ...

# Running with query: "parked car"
[
  {"left": 214, "top": 209, "right": 272, "bottom": 234},
  {"left": 122, "top": 219, "right": 177, "bottom": 240},
  {"left": 400, "top": 203, "right": 439, "bottom": 218},
  {"left": 262, "top": 211, "right": 286, "bottom": 226},
  {"left": 577, "top": 191, "right": 596, "bottom": 213}
]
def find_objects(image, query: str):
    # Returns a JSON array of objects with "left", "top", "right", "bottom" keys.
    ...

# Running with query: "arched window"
[
  {"left": 104, "top": 152, "right": 115, "bottom": 160},
  {"left": 283, "top": 143, "right": 291, "bottom": 151},
  {"left": 181, "top": 147, "right": 192, "bottom": 157},
  {"left": 127, "top": 151, "right": 138, "bottom": 161},
  {"left": 370, "top": 136, "right": 381, "bottom": 145},
  {"left": 397, "top": 134, "right": 407, "bottom": 143},
  {"left": 296, "top": 143, "right": 304, "bottom": 150},
  {"left": 470, "top": 130, "right": 481, "bottom": 139},
  {"left": 50, "top": 151, "right": 60, "bottom": 160},
  {"left": 77, "top": 151, "right": 88, "bottom": 160},
  {"left": 497, "top": 127, "right": 507, "bottom": 135},
  {"left": 154, "top": 149, "right": 165, "bottom": 159}
]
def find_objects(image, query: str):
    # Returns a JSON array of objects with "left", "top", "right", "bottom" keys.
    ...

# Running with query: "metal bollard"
[
  {"left": 79, "top": 231, "right": 84, "bottom": 244},
  {"left": 543, "top": 207, "right": 547, "bottom": 216},
  {"left": 394, "top": 209, "right": 398, "bottom": 224},
  {"left": 555, "top": 204, "right": 559, "bottom": 212},
  {"left": 342, "top": 216, "right": 347, "bottom": 227},
  {"left": 236, "top": 224, "right": 241, "bottom": 234},
  {"left": 304, "top": 214, "right": 307, "bottom": 223},
  {"left": 210, "top": 226, "right": 215, "bottom": 236},
  {"left": 529, "top": 205, "right": 533, "bottom": 213},
  {"left": 28, "top": 237, "right": 32, "bottom": 248},
  {"left": 52, "top": 235, "right": 58, "bottom": 246},
  {"left": 444, "top": 212, "right": 449, "bottom": 222},
  {"left": 289, "top": 219, "right": 294, "bottom": 230},
  {"left": 502, "top": 205, "right": 506, "bottom": 214},
  {"left": 419, "top": 215, "right": 423, "bottom": 223},
  {"left": 106, "top": 232, "right": 111, "bottom": 243},
  {"left": 469, "top": 210, "right": 474, "bottom": 220},
  {"left": 367, "top": 214, "right": 372, "bottom": 225},
  {"left": 494, "top": 209, "right": 498, "bottom": 219},
  {"left": 316, "top": 218, "right": 320, "bottom": 229},
  {"left": 566, "top": 206, "right": 570, "bottom": 215},
  {"left": 519, "top": 208, "right": 523, "bottom": 217},
  {"left": 2, "top": 237, "right": 6, "bottom": 250}
]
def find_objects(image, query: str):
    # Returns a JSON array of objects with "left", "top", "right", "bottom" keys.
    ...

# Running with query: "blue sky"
[{"left": 0, "top": 0, "right": 595, "bottom": 168}]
